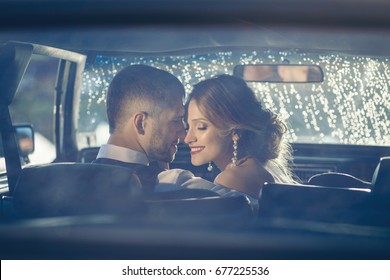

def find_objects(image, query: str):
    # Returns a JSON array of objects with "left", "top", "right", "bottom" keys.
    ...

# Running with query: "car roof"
[
  {"left": 1, "top": 0, "right": 390, "bottom": 55},
  {"left": 2, "top": 27, "right": 390, "bottom": 56},
  {"left": 1, "top": 0, "right": 390, "bottom": 26}
]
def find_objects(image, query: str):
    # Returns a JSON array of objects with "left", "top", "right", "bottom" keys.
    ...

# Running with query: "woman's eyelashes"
[
  {"left": 186, "top": 120, "right": 208, "bottom": 132},
  {"left": 196, "top": 123, "right": 207, "bottom": 131}
]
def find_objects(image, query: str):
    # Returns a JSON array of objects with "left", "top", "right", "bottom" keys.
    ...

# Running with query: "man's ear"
[{"left": 133, "top": 112, "right": 147, "bottom": 135}]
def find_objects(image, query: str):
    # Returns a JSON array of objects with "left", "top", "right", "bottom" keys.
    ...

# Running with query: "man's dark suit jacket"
[{"left": 92, "top": 158, "right": 160, "bottom": 194}]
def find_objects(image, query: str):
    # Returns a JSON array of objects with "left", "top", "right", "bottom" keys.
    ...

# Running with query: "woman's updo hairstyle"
[{"left": 188, "top": 74, "right": 288, "bottom": 165}]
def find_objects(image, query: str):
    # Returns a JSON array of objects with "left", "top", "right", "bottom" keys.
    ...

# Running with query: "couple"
[{"left": 94, "top": 64, "right": 294, "bottom": 206}]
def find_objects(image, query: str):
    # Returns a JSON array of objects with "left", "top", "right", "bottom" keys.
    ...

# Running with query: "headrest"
[
  {"left": 13, "top": 162, "right": 144, "bottom": 218},
  {"left": 308, "top": 172, "right": 371, "bottom": 189},
  {"left": 371, "top": 156, "right": 390, "bottom": 194}
]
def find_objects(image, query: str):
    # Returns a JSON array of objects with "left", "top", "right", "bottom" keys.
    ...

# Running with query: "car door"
[{"left": 0, "top": 41, "right": 86, "bottom": 203}]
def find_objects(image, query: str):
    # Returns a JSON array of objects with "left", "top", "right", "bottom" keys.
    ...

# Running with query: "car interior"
[{"left": 0, "top": 0, "right": 390, "bottom": 259}]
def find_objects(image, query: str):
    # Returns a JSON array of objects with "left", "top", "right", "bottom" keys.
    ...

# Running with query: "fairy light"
[{"left": 78, "top": 50, "right": 390, "bottom": 148}]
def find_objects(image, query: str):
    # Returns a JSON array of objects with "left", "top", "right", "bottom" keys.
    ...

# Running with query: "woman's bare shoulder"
[{"left": 215, "top": 159, "right": 274, "bottom": 197}]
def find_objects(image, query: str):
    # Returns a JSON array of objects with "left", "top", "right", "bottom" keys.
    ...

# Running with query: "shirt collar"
[{"left": 96, "top": 144, "right": 149, "bottom": 166}]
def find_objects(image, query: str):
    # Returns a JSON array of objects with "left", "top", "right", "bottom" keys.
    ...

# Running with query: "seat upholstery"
[
  {"left": 307, "top": 172, "right": 371, "bottom": 189},
  {"left": 146, "top": 195, "right": 254, "bottom": 223},
  {"left": 371, "top": 156, "right": 390, "bottom": 195},
  {"left": 147, "top": 188, "right": 220, "bottom": 200},
  {"left": 258, "top": 182, "right": 371, "bottom": 224},
  {"left": 261, "top": 157, "right": 390, "bottom": 226},
  {"left": 13, "top": 162, "right": 144, "bottom": 218}
]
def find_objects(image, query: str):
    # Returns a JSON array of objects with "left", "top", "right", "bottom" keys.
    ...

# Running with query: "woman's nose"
[{"left": 184, "top": 129, "right": 195, "bottom": 144}]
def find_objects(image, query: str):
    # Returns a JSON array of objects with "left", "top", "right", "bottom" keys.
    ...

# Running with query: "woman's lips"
[{"left": 189, "top": 146, "right": 204, "bottom": 156}]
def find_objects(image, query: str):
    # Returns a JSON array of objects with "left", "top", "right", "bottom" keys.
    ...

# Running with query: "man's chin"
[
  {"left": 168, "top": 153, "right": 176, "bottom": 163},
  {"left": 157, "top": 153, "right": 175, "bottom": 164},
  {"left": 190, "top": 159, "right": 204, "bottom": 167},
  {"left": 168, "top": 147, "right": 178, "bottom": 161}
]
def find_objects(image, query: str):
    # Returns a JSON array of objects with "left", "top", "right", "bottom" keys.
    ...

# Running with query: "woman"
[{"left": 184, "top": 74, "right": 295, "bottom": 199}]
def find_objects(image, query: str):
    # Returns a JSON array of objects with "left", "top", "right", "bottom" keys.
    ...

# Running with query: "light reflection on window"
[{"left": 78, "top": 50, "right": 390, "bottom": 148}]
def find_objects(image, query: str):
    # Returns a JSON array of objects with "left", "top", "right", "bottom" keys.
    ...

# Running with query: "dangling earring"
[
  {"left": 207, "top": 162, "right": 213, "bottom": 172},
  {"left": 231, "top": 139, "right": 238, "bottom": 166}
]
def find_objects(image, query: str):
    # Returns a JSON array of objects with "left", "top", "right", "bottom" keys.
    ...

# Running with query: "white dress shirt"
[{"left": 96, "top": 144, "right": 149, "bottom": 165}]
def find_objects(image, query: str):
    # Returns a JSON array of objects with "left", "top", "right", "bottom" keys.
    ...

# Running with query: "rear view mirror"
[{"left": 234, "top": 64, "right": 323, "bottom": 83}]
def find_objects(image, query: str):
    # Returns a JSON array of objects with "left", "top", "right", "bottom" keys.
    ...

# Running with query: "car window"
[
  {"left": 0, "top": 54, "right": 57, "bottom": 172},
  {"left": 77, "top": 49, "right": 390, "bottom": 149}
]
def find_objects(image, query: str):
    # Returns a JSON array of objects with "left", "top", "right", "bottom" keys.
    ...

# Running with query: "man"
[{"left": 93, "top": 64, "right": 186, "bottom": 192}]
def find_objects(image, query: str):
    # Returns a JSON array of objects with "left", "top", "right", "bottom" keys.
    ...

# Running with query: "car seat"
[
  {"left": 307, "top": 172, "right": 371, "bottom": 189},
  {"left": 12, "top": 162, "right": 144, "bottom": 218},
  {"left": 308, "top": 156, "right": 390, "bottom": 193},
  {"left": 371, "top": 156, "right": 390, "bottom": 195},
  {"left": 258, "top": 182, "right": 371, "bottom": 225}
]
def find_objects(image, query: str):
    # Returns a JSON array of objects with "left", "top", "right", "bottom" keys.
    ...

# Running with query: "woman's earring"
[
  {"left": 207, "top": 162, "right": 213, "bottom": 172},
  {"left": 231, "top": 139, "right": 238, "bottom": 166}
]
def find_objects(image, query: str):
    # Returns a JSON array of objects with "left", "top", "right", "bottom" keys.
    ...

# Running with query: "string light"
[{"left": 79, "top": 51, "right": 390, "bottom": 148}]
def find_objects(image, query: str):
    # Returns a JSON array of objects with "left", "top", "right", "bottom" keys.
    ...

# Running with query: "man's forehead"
[
  {"left": 173, "top": 106, "right": 185, "bottom": 118},
  {"left": 171, "top": 97, "right": 185, "bottom": 110}
]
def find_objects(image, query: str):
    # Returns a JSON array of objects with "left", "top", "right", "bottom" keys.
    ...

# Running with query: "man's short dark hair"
[{"left": 106, "top": 64, "right": 185, "bottom": 133}]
